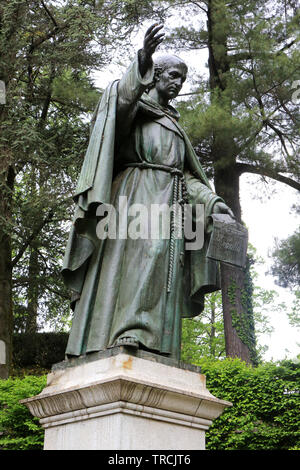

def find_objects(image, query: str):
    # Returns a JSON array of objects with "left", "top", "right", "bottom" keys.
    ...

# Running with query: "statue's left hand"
[{"left": 213, "top": 202, "right": 235, "bottom": 220}]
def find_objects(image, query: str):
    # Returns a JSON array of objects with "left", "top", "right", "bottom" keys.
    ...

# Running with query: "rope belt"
[
  {"left": 125, "top": 161, "right": 183, "bottom": 176},
  {"left": 124, "top": 162, "right": 188, "bottom": 293}
]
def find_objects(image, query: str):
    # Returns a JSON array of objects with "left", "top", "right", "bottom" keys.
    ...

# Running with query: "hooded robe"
[{"left": 62, "top": 54, "right": 223, "bottom": 359}]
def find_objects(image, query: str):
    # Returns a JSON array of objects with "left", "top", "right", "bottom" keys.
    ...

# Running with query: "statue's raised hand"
[
  {"left": 139, "top": 24, "right": 164, "bottom": 77},
  {"left": 143, "top": 24, "right": 165, "bottom": 58}
]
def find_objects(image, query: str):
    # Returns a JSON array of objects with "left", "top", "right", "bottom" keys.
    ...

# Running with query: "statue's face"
[{"left": 155, "top": 62, "right": 187, "bottom": 102}]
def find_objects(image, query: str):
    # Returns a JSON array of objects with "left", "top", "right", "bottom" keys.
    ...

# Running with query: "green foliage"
[
  {"left": 270, "top": 227, "right": 300, "bottom": 289},
  {"left": 269, "top": 222, "right": 300, "bottom": 330},
  {"left": 287, "top": 290, "right": 300, "bottom": 329},
  {"left": 227, "top": 258, "right": 257, "bottom": 365},
  {"left": 181, "top": 244, "right": 283, "bottom": 362},
  {"left": 0, "top": 374, "right": 46, "bottom": 450},
  {"left": 199, "top": 357, "right": 300, "bottom": 450},
  {"left": 181, "top": 291, "right": 225, "bottom": 362}
]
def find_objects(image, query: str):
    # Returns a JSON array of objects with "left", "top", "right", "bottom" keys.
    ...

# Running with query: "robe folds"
[{"left": 62, "top": 55, "right": 223, "bottom": 359}]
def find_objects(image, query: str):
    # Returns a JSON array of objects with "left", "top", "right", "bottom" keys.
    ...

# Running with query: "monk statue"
[{"left": 62, "top": 24, "right": 234, "bottom": 360}]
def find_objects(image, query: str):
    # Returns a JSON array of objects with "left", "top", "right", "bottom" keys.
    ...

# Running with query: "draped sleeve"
[{"left": 116, "top": 53, "right": 154, "bottom": 140}]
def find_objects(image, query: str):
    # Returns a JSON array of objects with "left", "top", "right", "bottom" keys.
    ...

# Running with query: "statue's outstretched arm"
[{"left": 116, "top": 24, "right": 164, "bottom": 138}]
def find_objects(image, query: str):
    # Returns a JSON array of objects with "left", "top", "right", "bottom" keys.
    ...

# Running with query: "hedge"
[
  {"left": 199, "top": 357, "right": 300, "bottom": 450},
  {"left": 0, "top": 357, "right": 299, "bottom": 450},
  {"left": 13, "top": 333, "right": 68, "bottom": 369},
  {"left": 0, "top": 375, "right": 46, "bottom": 450}
]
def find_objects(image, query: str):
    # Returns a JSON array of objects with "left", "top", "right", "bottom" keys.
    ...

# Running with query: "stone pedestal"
[{"left": 21, "top": 348, "right": 232, "bottom": 450}]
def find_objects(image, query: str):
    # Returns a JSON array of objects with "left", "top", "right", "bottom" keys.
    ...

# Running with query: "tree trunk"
[
  {"left": 220, "top": 263, "right": 254, "bottom": 363},
  {"left": 25, "top": 247, "right": 39, "bottom": 333},
  {"left": 25, "top": 170, "right": 40, "bottom": 333},
  {"left": 0, "top": 165, "right": 14, "bottom": 379},
  {"left": 207, "top": 0, "right": 256, "bottom": 364},
  {"left": 209, "top": 295, "right": 216, "bottom": 357}
]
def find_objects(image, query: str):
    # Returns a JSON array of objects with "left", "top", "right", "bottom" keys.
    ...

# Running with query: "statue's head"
[{"left": 148, "top": 55, "right": 188, "bottom": 101}]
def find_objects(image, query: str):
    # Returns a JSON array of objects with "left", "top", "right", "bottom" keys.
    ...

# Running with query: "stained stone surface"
[{"left": 52, "top": 345, "right": 202, "bottom": 373}]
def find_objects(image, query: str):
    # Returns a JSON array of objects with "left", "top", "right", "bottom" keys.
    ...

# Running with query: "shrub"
[
  {"left": 199, "top": 357, "right": 300, "bottom": 450},
  {"left": 0, "top": 375, "right": 46, "bottom": 450}
]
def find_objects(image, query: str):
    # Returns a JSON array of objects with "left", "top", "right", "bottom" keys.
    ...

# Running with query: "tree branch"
[
  {"left": 278, "top": 39, "right": 297, "bottom": 54},
  {"left": 41, "top": 1, "right": 58, "bottom": 28},
  {"left": 236, "top": 163, "right": 300, "bottom": 191},
  {"left": 250, "top": 59, "right": 292, "bottom": 159},
  {"left": 178, "top": 91, "right": 202, "bottom": 96},
  {"left": 45, "top": 285, "right": 70, "bottom": 300},
  {"left": 11, "top": 209, "right": 54, "bottom": 268},
  {"left": 190, "top": 1, "right": 208, "bottom": 14},
  {"left": 50, "top": 97, "right": 88, "bottom": 113}
]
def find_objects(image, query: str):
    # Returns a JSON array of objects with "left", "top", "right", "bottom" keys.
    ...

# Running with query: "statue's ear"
[{"left": 153, "top": 64, "right": 163, "bottom": 81}]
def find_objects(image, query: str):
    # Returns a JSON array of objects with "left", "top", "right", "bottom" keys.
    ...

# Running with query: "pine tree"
[
  {"left": 163, "top": 0, "right": 299, "bottom": 363},
  {"left": 0, "top": 0, "right": 157, "bottom": 378}
]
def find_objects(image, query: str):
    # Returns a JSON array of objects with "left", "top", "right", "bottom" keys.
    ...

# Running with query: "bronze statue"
[{"left": 62, "top": 24, "right": 234, "bottom": 360}]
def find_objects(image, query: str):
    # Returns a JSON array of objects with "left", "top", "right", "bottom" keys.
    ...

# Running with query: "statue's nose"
[{"left": 172, "top": 77, "right": 182, "bottom": 89}]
